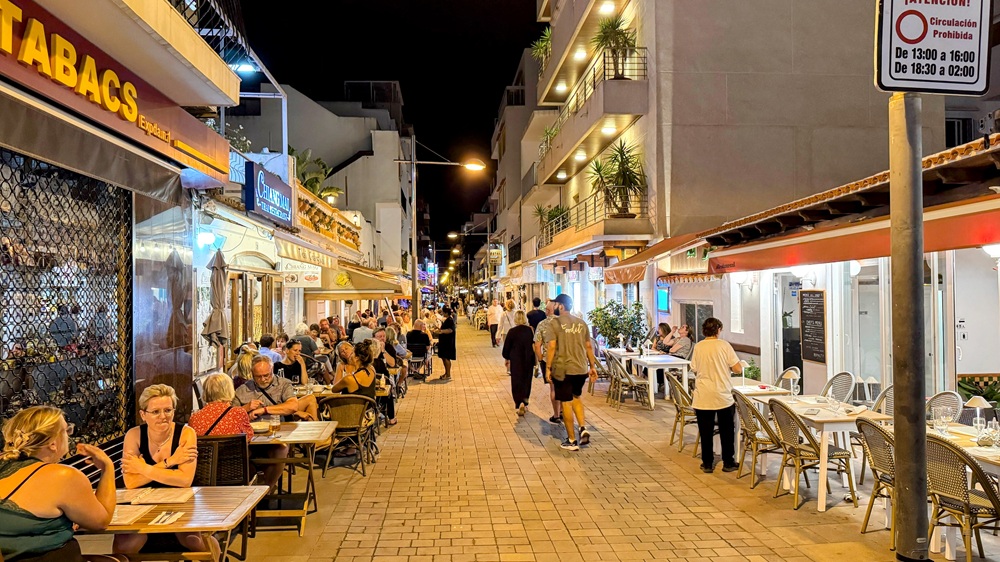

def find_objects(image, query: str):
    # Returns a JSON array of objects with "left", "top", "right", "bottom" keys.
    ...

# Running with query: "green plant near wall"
[
  {"left": 587, "top": 300, "right": 648, "bottom": 346},
  {"left": 589, "top": 140, "right": 646, "bottom": 218},
  {"left": 547, "top": 204, "right": 569, "bottom": 232},
  {"left": 958, "top": 379, "right": 1000, "bottom": 403},
  {"left": 742, "top": 358, "right": 761, "bottom": 381},
  {"left": 531, "top": 27, "right": 552, "bottom": 66},
  {"left": 593, "top": 15, "right": 637, "bottom": 79},
  {"left": 289, "top": 146, "right": 343, "bottom": 200},
  {"left": 533, "top": 203, "right": 550, "bottom": 228}
]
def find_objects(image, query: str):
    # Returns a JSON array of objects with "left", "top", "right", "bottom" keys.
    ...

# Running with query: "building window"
[
  {"left": 945, "top": 117, "right": 975, "bottom": 148},
  {"left": 730, "top": 282, "right": 744, "bottom": 334}
]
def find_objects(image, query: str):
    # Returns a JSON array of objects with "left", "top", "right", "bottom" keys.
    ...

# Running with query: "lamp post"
[{"left": 395, "top": 137, "right": 485, "bottom": 312}]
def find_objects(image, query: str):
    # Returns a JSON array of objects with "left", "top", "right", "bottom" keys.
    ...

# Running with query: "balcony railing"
[
  {"left": 297, "top": 189, "right": 362, "bottom": 250},
  {"left": 539, "top": 47, "right": 648, "bottom": 160},
  {"left": 166, "top": 0, "right": 252, "bottom": 68},
  {"left": 538, "top": 188, "right": 649, "bottom": 249}
]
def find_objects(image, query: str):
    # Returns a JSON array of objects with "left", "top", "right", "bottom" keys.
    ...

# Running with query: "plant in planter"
[
  {"left": 593, "top": 15, "right": 637, "bottom": 80},
  {"left": 590, "top": 140, "right": 646, "bottom": 218},
  {"left": 531, "top": 27, "right": 552, "bottom": 67},
  {"left": 742, "top": 358, "right": 762, "bottom": 381},
  {"left": 587, "top": 300, "right": 648, "bottom": 347},
  {"left": 533, "top": 203, "right": 550, "bottom": 229},
  {"left": 547, "top": 205, "right": 570, "bottom": 232},
  {"left": 290, "top": 146, "right": 343, "bottom": 201},
  {"left": 541, "top": 124, "right": 560, "bottom": 153}
]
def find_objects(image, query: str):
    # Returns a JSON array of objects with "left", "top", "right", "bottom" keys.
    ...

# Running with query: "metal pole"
[
  {"left": 487, "top": 212, "right": 492, "bottom": 302},
  {"left": 889, "top": 92, "right": 928, "bottom": 561},
  {"left": 410, "top": 136, "right": 419, "bottom": 314}
]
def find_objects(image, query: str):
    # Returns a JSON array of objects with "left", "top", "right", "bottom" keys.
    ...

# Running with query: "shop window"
[
  {"left": 0, "top": 147, "right": 134, "bottom": 447},
  {"left": 657, "top": 287, "right": 671, "bottom": 314},
  {"left": 680, "top": 302, "right": 714, "bottom": 343}
]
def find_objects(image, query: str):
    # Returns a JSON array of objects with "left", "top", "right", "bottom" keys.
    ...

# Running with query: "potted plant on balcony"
[
  {"left": 531, "top": 27, "right": 552, "bottom": 67},
  {"left": 290, "top": 146, "right": 343, "bottom": 202},
  {"left": 593, "top": 15, "right": 637, "bottom": 80},
  {"left": 547, "top": 205, "right": 569, "bottom": 233},
  {"left": 591, "top": 140, "right": 645, "bottom": 219},
  {"left": 533, "top": 204, "right": 550, "bottom": 229}
]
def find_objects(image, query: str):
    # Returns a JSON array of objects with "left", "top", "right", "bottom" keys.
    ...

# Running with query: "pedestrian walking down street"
[
  {"left": 502, "top": 310, "right": 536, "bottom": 416},
  {"left": 526, "top": 297, "right": 547, "bottom": 378},
  {"left": 487, "top": 299, "right": 503, "bottom": 348},
  {"left": 533, "top": 299, "right": 561, "bottom": 423},
  {"left": 545, "top": 294, "right": 599, "bottom": 451},
  {"left": 432, "top": 307, "right": 456, "bottom": 381},
  {"left": 689, "top": 317, "right": 743, "bottom": 473}
]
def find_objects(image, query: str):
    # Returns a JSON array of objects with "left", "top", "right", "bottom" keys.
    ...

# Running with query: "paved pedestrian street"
[{"left": 232, "top": 321, "right": 942, "bottom": 562}]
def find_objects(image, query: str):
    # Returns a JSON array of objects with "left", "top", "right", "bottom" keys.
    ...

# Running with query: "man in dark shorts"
[
  {"left": 545, "top": 293, "right": 599, "bottom": 451},
  {"left": 533, "top": 299, "right": 561, "bottom": 423}
]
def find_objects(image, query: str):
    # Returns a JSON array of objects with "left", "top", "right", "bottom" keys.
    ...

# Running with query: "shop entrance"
[
  {"left": 773, "top": 274, "right": 803, "bottom": 375},
  {"left": 228, "top": 263, "right": 280, "bottom": 346}
]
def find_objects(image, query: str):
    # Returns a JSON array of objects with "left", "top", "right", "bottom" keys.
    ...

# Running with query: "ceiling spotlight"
[
  {"left": 574, "top": 150, "right": 587, "bottom": 161},
  {"left": 555, "top": 82, "right": 568, "bottom": 93},
  {"left": 599, "top": 1, "right": 615, "bottom": 14},
  {"left": 601, "top": 124, "right": 617, "bottom": 136},
  {"left": 447, "top": 232, "right": 458, "bottom": 239},
  {"left": 574, "top": 48, "right": 587, "bottom": 61},
  {"left": 556, "top": 170, "right": 568, "bottom": 180},
  {"left": 452, "top": 248, "right": 460, "bottom": 254}
]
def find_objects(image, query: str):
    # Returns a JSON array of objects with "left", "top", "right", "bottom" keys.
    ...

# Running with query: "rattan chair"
[
  {"left": 769, "top": 399, "right": 858, "bottom": 510},
  {"left": 926, "top": 390, "right": 963, "bottom": 420},
  {"left": 856, "top": 417, "right": 897, "bottom": 551},
  {"left": 926, "top": 433, "right": 1000, "bottom": 562},
  {"left": 854, "top": 384, "right": 894, "bottom": 485},
  {"left": 589, "top": 338, "right": 613, "bottom": 395},
  {"left": 733, "top": 391, "right": 782, "bottom": 488},
  {"left": 774, "top": 366, "right": 801, "bottom": 391},
  {"left": 606, "top": 354, "right": 649, "bottom": 410},
  {"left": 318, "top": 394, "right": 378, "bottom": 477},
  {"left": 820, "top": 371, "right": 856, "bottom": 403},
  {"left": 666, "top": 374, "right": 698, "bottom": 453},
  {"left": 192, "top": 435, "right": 254, "bottom": 560}
]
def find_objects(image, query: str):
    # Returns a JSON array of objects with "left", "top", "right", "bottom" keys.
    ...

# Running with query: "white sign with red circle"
[{"left": 876, "top": 0, "right": 993, "bottom": 95}]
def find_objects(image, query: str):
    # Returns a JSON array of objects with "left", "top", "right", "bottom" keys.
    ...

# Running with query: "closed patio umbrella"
[{"left": 201, "top": 250, "right": 229, "bottom": 348}]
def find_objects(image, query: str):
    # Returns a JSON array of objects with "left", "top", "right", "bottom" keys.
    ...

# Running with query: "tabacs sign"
[
  {"left": 876, "top": 0, "right": 993, "bottom": 95},
  {"left": 244, "top": 162, "right": 293, "bottom": 228}
]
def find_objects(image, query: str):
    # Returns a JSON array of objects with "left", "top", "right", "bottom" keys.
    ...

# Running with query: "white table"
[
  {"left": 751, "top": 394, "right": 889, "bottom": 511},
  {"left": 630, "top": 354, "right": 692, "bottom": 409}
]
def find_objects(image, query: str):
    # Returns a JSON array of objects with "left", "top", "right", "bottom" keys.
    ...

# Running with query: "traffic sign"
[{"left": 876, "top": 0, "right": 993, "bottom": 95}]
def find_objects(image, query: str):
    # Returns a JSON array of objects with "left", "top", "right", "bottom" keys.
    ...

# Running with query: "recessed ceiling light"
[
  {"left": 601, "top": 125, "right": 617, "bottom": 135},
  {"left": 599, "top": 1, "right": 615, "bottom": 15},
  {"left": 555, "top": 82, "right": 568, "bottom": 93},
  {"left": 556, "top": 170, "right": 568, "bottom": 180},
  {"left": 574, "top": 49, "right": 586, "bottom": 61},
  {"left": 574, "top": 150, "right": 587, "bottom": 161}
]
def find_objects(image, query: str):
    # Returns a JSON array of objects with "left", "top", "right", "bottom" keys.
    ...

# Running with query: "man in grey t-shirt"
[{"left": 545, "top": 294, "right": 598, "bottom": 451}]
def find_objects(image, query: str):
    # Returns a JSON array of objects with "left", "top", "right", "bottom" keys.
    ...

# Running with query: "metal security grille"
[{"left": 0, "top": 147, "right": 133, "bottom": 448}]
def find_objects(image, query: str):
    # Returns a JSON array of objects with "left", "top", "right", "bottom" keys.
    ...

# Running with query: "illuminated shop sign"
[{"left": 244, "top": 162, "right": 293, "bottom": 228}]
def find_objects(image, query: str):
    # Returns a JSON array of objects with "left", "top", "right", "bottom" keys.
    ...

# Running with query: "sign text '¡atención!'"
[
  {"left": 905, "top": 0, "right": 972, "bottom": 6},
  {"left": 0, "top": 0, "right": 138, "bottom": 123},
  {"left": 255, "top": 170, "right": 291, "bottom": 222}
]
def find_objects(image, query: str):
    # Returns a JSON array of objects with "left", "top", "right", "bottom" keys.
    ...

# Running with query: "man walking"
[
  {"left": 533, "top": 299, "right": 561, "bottom": 424},
  {"left": 545, "top": 294, "right": 599, "bottom": 451},
  {"left": 526, "top": 297, "right": 546, "bottom": 331},
  {"left": 487, "top": 299, "right": 504, "bottom": 348}
]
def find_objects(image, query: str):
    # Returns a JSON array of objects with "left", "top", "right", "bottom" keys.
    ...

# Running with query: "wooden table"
[
  {"left": 91, "top": 486, "right": 268, "bottom": 560},
  {"left": 249, "top": 421, "right": 336, "bottom": 535},
  {"left": 750, "top": 394, "right": 890, "bottom": 511}
]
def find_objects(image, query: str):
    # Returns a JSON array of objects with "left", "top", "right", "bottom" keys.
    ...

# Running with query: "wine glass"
[
  {"left": 989, "top": 420, "right": 1000, "bottom": 452},
  {"left": 974, "top": 415, "right": 987, "bottom": 438}
]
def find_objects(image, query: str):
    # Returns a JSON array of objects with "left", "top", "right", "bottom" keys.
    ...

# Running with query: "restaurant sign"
[
  {"left": 0, "top": 0, "right": 229, "bottom": 180},
  {"left": 245, "top": 162, "right": 293, "bottom": 229}
]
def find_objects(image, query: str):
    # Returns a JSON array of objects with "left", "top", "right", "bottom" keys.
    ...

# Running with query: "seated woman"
[
  {"left": 666, "top": 324, "right": 694, "bottom": 359},
  {"left": 114, "top": 384, "right": 210, "bottom": 555},
  {"left": 190, "top": 374, "right": 286, "bottom": 490},
  {"left": 0, "top": 406, "right": 116, "bottom": 562},
  {"left": 308, "top": 323, "right": 335, "bottom": 377},
  {"left": 274, "top": 340, "right": 318, "bottom": 421},
  {"left": 330, "top": 339, "right": 378, "bottom": 399},
  {"left": 230, "top": 347, "right": 258, "bottom": 390},
  {"left": 332, "top": 340, "right": 355, "bottom": 386},
  {"left": 652, "top": 323, "right": 672, "bottom": 354},
  {"left": 372, "top": 331, "right": 398, "bottom": 426}
]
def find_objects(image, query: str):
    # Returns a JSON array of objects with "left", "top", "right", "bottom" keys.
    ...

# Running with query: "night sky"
[{"left": 242, "top": 1, "right": 543, "bottom": 252}]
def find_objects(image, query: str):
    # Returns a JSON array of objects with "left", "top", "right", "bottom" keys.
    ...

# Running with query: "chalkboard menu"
[{"left": 800, "top": 290, "right": 826, "bottom": 364}]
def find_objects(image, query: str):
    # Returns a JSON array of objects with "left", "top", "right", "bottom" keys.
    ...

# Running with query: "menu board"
[{"left": 800, "top": 290, "right": 826, "bottom": 364}]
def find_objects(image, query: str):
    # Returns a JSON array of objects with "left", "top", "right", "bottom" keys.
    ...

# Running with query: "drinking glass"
[
  {"left": 974, "top": 416, "right": 987, "bottom": 438},
  {"left": 269, "top": 414, "right": 281, "bottom": 436},
  {"left": 989, "top": 420, "right": 1000, "bottom": 452},
  {"left": 940, "top": 407, "right": 955, "bottom": 434},
  {"left": 932, "top": 406, "right": 947, "bottom": 435}
]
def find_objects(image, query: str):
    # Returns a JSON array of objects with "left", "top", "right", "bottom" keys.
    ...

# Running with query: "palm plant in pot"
[
  {"left": 593, "top": 15, "right": 637, "bottom": 80},
  {"left": 590, "top": 140, "right": 646, "bottom": 219},
  {"left": 531, "top": 27, "right": 552, "bottom": 68}
]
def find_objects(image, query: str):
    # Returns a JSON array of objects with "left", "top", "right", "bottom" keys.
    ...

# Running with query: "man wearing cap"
[
  {"left": 533, "top": 298, "right": 561, "bottom": 424},
  {"left": 545, "top": 293, "right": 599, "bottom": 451}
]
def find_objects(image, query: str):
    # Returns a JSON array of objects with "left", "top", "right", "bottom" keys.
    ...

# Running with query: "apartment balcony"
[
  {"left": 37, "top": 0, "right": 241, "bottom": 106},
  {"left": 537, "top": 48, "right": 648, "bottom": 185},
  {"left": 538, "top": 0, "right": 629, "bottom": 106},
  {"left": 521, "top": 163, "right": 560, "bottom": 211},
  {"left": 297, "top": 189, "right": 362, "bottom": 252},
  {"left": 537, "top": 0, "right": 552, "bottom": 22},
  {"left": 492, "top": 86, "right": 527, "bottom": 155},
  {"left": 537, "top": 189, "right": 652, "bottom": 258}
]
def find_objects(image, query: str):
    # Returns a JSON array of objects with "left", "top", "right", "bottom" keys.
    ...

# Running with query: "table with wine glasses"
[
  {"left": 750, "top": 394, "right": 890, "bottom": 511},
  {"left": 629, "top": 354, "right": 692, "bottom": 409}
]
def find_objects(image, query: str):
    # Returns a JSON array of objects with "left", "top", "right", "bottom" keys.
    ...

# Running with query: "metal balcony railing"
[
  {"left": 538, "top": 188, "right": 649, "bottom": 249},
  {"left": 539, "top": 47, "right": 648, "bottom": 160},
  {"left": 166, "top": 0, "right": 253, "bottom": 68}
]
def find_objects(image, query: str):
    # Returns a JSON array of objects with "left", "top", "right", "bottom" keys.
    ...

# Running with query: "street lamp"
[
  {"left": 395, "top": 139, "right": 485, "bottom": 311},
  {"left": 452, "top": 247, "right": 460, "bottom": 254},
  {"left": 447, "top": 232, "right": 459, "bottom": 240},
  {"left": 448, "top": 222, "right": 495, "bottom": 301}
]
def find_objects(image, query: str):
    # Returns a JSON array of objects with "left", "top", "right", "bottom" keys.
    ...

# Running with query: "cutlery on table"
[{"left": 150, "top": 511, "right": 174, "bottom": 525}]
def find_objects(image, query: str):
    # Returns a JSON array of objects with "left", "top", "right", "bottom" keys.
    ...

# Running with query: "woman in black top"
[
  {"left": 331, "top": 339, "right": 377, "bottom": 399},
  {"left": 433, "top": 307, "right": 457, "bottom": 381},
  {"left": 274, "top": 340, "right": 306, "bottom": 383},
  {"left": 502, "top": 311, "right": 537, "bottom": 415}
]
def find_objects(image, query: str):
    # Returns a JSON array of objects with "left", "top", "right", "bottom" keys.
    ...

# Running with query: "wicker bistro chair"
[
  {"left": 820, "top": 371, "right": 857, "bottom": 403},
  {"left": 589, "top": 338, "right": 613, "bottom": 395},
  {"left": 926, "top": 390, "right": 964, "bottom": 420},
  {"left": 853, "top": 384, "right": 894, "bottom": 485},
  {"left": 666, "top": 374, "right": 698, "bottom": 453},
  {"left": 318, "top": 395, "right": 378, "bottom": 477},
  {"left": 733, "top": 391, "right": 782, "bottom": 489},
  {"left": 606, "top": 354, "right": 650, "bottom": 410},
  {"left": 768, "top": 399, "right": 859, "bottom": 510},
  {"left": 774, "top": 366, "right": 801, "bottom": 392},
  {"left": 926, "top": 433, "right": 1000, "bottom": 562},
  {"left": 855, "top": 417, "right": 897, "bottom": 551}
]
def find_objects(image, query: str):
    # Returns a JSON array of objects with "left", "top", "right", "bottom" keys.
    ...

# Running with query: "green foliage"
[
  {"left": 531, "top": 27, "right": 552, "bottom": 65},
  {"left": 587, "top": 300, "right": 648, "bottom": 346},
  {"left": 542, "top": 124, "right": 560, "bottom": 146},
  {"left": 743, "top": 358, "right": 761, "bottom": 381},
  {"left": 958, "top": 379, "right": 1000, "bottom": 403},
  {"left": 533, "top": 203, "right": 550, "bottom": 228},
  {"left": 592, "top": 15, "right": 637, "bottom": 78},
  {"left": 589, "top": 141, "right": 646, "bottom": 216},
  {"left": 547, "top": 205, "right": 569, "bottom": 232},
  {"left": 289, "top": 146, "right": 343, "bottom": 199}
]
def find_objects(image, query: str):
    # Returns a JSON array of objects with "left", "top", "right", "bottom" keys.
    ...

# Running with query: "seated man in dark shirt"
[{"left": 406, "top": 319, "right": 432, "bottom": 357}]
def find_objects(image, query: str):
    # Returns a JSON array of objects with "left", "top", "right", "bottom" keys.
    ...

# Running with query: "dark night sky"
[{"left": 242, "top": 1, "right": 542, "bottom": 252}]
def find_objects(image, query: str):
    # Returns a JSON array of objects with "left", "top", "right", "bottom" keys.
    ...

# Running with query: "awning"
[
  {"left": 604, "top": 233, "right": 698, "bottom": 284},
  {"left": 0, "top": 78, "right": 183, "bottom": 203},
  {"left": 274, "top": 231, "right": 338, "bottom": 269},
  {"left": 709, "top": 195, "right": 1000, "bottom": 273},
  {"left": 304, "top": 262, "right": 403, "bottom": 301}
]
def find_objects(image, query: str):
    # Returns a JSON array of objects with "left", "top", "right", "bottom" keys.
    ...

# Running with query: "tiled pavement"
[{"left": 79, "top": 318, "right": 1000, "bottom": 560}]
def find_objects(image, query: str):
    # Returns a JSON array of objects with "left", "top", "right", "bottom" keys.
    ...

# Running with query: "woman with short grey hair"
[{"left": 502, "top": 310, "right": 537, "bottom": 416}]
